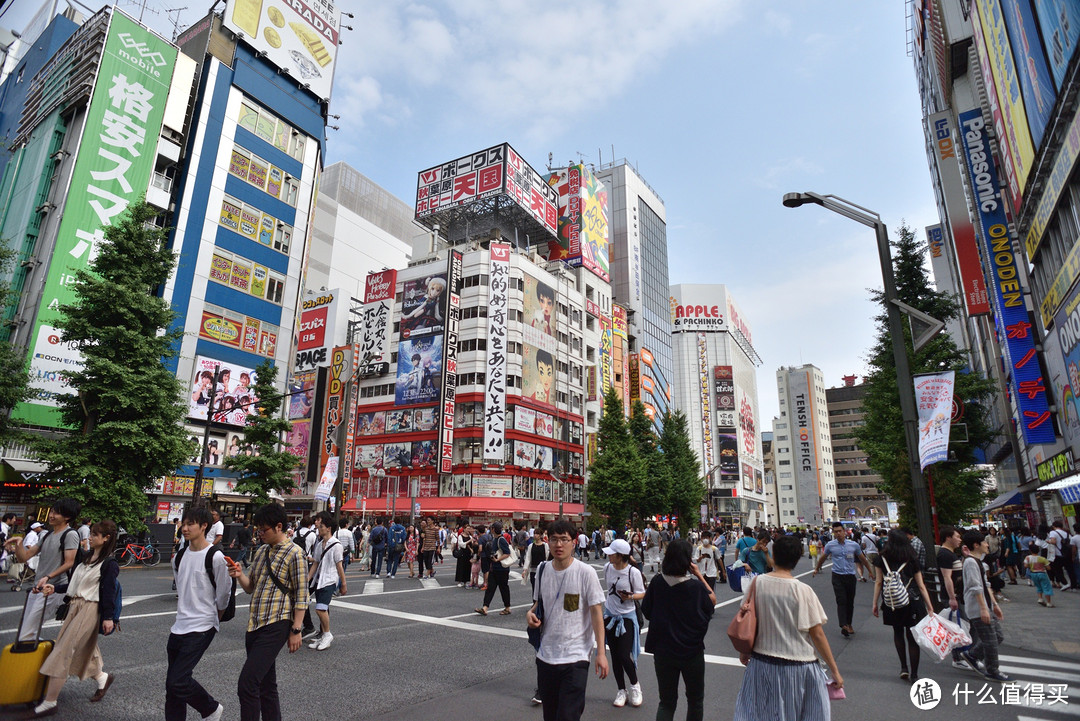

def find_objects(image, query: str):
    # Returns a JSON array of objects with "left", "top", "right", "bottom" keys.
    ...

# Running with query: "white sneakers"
[
  {"left": 308, "top": 632, "right": 333, "bottom": 650},
  {"left": 629, "top": 684, "right": 643, "bottom": 707},
  {"left": 613, "top": 690, "right": 627, "bottom": 707},
  {"left": 204, "top": 704, "right": 224, "bottom": 721}
]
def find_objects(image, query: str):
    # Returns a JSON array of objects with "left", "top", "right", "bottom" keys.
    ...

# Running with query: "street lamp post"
[{"left": 782, "top": 192, "right": 936, "bottom": 555}]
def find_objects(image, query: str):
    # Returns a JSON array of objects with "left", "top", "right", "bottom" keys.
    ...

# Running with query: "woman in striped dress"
[{"left": 733, "top": 535, "right": 843, "bottom": 721}]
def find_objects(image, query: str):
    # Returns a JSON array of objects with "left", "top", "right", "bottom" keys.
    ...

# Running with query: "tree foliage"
[
  {"left": 629, "top": 400, "right": 669, "bottom": 520},
  {"left": 855, "top": 222, "right": 997, "bottom": 529},
  {"left": 223, "top": 359, "right": 296, "bottom": 504},
  {"left": 587, "top": 387, "right": 644, "bottom": 526},
  {"left": 0, "top": 238, "right": 31, "bottom": 446},
  {"left": 35, "top": 201, "right": 194, "bottom": 531},
  {"left": 659, "top": 410, "right": 705, "bottom": 533}
]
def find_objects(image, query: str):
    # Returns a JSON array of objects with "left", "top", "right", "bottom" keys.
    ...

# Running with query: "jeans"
[
  {"left": 166, "top": 629, "right": 218, "bottom": 721},
  {"left": 237, "top": 620, "right": 290, "bottom": 721},
  {"left": 238, "top": 546, "right": 250, "bottom": 567},
  {"left": 536, "top": 659, "right": 589, "bottom": 721},
  {"left": 386, "top": 549, "right": 402, "bottom": 576},
  {"left": 654, "top": 651, "right": 705, "bottom": 721},
  {"left": 370, "top": 546, "right": 385, "bottom": 576},
  {"left": 831, "top": 573, "right": 857, "bottom": 628}
]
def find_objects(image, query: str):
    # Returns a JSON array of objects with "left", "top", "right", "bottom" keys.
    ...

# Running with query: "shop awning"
[
  {"left": 1039, "top": 474, "right": 1080, "bottom": 505},
  {"left": 981, "top": 489, "right": 1024, "bottom": 513},
  {"left": 4, "top": 459, "right": 47, "bottom": 474}
]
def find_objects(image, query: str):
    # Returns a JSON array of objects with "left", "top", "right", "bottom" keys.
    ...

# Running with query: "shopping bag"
[
  {"left": 727, "top": 564, "right": 745, "bottom": 593},
  {"left": 946, "top": 609, "right": 971, "bottom": 653},
  {"left": 913, "top": 612, "right": 973, "bottom": 661}
]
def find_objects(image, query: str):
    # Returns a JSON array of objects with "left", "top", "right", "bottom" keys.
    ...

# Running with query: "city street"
[{"left": 0, "top": 555, "right": 1076, "bottom": 721}]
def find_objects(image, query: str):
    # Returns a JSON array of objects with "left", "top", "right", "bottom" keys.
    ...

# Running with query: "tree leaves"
[{"left": 223, "top": 359, "right": 297, "bottom": 504}]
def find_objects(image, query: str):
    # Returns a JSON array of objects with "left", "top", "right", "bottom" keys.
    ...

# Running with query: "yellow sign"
[{"left": 251, "top": 264, "right": 267, "bottom": 298}]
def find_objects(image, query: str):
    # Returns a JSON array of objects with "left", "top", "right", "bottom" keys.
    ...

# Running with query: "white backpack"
[{"left": 881, "top": 557, "right": 911, "bottom": 610}]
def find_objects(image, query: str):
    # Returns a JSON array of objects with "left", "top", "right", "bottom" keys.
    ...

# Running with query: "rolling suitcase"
[{"left": 0, "top": 590, "right": 54, "bottom": 707}]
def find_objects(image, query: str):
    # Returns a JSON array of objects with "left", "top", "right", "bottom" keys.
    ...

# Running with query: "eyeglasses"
[{"left": 549, "top": 537, "right": 574, "bottom": 545}]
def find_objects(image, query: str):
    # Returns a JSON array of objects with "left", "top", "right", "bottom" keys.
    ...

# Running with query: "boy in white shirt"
[
  {"left": 307, "top": 511, "right": 346, "bottom": 650},
  {"left": 167, "top": 507, "right": 232, "bottom": 721},
  {"left": 692, "top": 530, "right": 723, "bottom": 591},
  {"left": 205, "top": 509, "right": 225, "bottom": 547}
]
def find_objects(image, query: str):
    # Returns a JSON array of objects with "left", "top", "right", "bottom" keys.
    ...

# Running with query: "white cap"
[
  {"left": 603, "top": 538, "right": 632, "bottom": 556},
  {"left": 30, "top": 522, "right": 43, "bottom": 529}
]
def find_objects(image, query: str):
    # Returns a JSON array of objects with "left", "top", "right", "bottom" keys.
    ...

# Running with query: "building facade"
[
  {"left": 825, "top": 379, "right": 893, "bottom": 522},
  {"left": 774, "top": 364, "right": 836, "bottom": 526},
  {"left": 761, "top": 430, "right": 778, "bottom": 526}
]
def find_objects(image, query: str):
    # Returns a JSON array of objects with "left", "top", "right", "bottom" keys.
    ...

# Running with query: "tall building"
[
  {"left": 761, "top": 430, "right": 778, "bottom": 526},
  {"left": 595, "top": 159, "right": 672, "bottom": 427},
  {"left": 825, "top": 377, "right": 893, "bottom": 521},
  {"left": 670, "top": 284, "right": 765, "bottom": 527},
  {"left": 774, "top": 364, "right": 836, "bottom": 525}
]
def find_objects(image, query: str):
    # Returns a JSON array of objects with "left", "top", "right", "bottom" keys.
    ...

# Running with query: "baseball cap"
[
  {"left": 30, "top": 522, "right": 43, "bottom": 529},
  {"left": 603, "top": 538, "right": 631, "bottom": 556}
]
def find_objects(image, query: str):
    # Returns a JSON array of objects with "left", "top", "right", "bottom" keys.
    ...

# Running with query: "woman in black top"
[{"left": 871, "top": 529, "right": 935, "bottom": 680}]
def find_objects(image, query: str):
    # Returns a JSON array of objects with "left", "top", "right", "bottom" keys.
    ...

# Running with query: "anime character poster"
[
  {"left": 413, "top": 406, "right": 437, "bottom": 431},
  {"left": 357, "top": 444, "right": 384, "bottom": 469},
  {"left": 522, "top": 345, "right": 556, "bottom": 407},
  {"left": 383, "top": 442, "right": 412, "bottom": 469},
  {"left": 189, "top": 355, "right": 260, "bottom": 426},
  {"left": 288, "top": 371, "right": 316, "bottom": 420},
  {"left": 357, "top": 411, "right": 386, "bottom": 436},
  {"left": 386, "top": 408, "right": 413, "bottom": 433},
  {"left": 399, "top": 273, "right": 448, "bottom": 339},
  {"left": 514, "top": 476, "right": 535, "bottom": 499},
  {"left": 395, "top": 336, "right": 442, "bottom": 405},
  {"left": 514, "top": 440, "right": 536, "bottom": 467},
  {"left": 440, "top": 474, "right": 472, "bottom": 497},
  {"left": 411, "top": 440, "right": 436, "bottom": 468},
  {"left": 755, "top": 469, "right": 764, "bottom": 495},
  {"left": 534, "top": 444, "right": 553, "bottom": 471},
  {"left": 534, "top": 411, "right": 554, "bottom": 437},
  {"left": 286, "top": 421, "right": 310, "bottom": 460}
]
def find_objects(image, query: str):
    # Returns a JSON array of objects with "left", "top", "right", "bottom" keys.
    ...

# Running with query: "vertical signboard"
[
  {"left": 714, "top": 366, "right": 737, "bottom": 480},
  {"left": 613, "top": 305, "right": 629, "bottom": 415},
  {"left": 483, "top": 244, "right": 511, "bottom": 461},
  {"left": 1053, "top": 281, "right": 1080, "bottom": 448},
  {"left": 18, "top": 11, "right": 178, "bottom": 426},
  {"left": 522, "top": 270, "right": 558, "bottom": 406},
  {"left": 319, "top": 346, "right": 350, "bottom": 490},
  {"left": 295, "top": 290, "right": 340, "bottom": 372},
  {"left": 360, "top": 270, "right": 396, "bottom": 363},
  {"left": 1033, "top": 0, "right": 1080, "bottom": 89},
  {"left": 543, "top": 164, "right": 610, "bottom": 281},
  {"left": 438, "top": 251, "right": 463, "bottom": 474},
  {"left": 790, "top": 370, "right": 822, "bottom": 525},
  {"left": 999, "top": 0, "right": 1054, "bottom": 149},
  {"left": 599, "top": 314, "right": 613, "bottom": 396},
  {"left": 958, "top": 109, "right": 1056, "bottom": 445},
  {"left": 698, "top": 333, "right": 714, "bottom": 472},
  {"left": 628, "top": 354, "right": 640, "bottom": 402},
  {"left": 915, "top": 371, "right": 956, "bottom": 470},
  {"left": 927, "top": 111, "right": 992, "bottom": 317}
]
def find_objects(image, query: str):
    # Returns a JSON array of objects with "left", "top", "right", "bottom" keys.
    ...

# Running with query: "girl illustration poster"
[{"left": 400, "top": 275, "right": 447, "bottom": 338}]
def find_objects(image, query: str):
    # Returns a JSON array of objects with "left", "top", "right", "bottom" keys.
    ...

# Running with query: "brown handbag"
[{"left": 726, "top": 576, "right": 758, "bottom": 654}]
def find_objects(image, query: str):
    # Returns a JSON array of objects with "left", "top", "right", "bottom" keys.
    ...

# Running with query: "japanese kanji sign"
[
  {"left": 360, "top": 270, "right": 396, "bottom": 365},
  {"left": 438, "top": 251, "right": 463, "bottom": 474},
  {"left": 915, "top": 371, "right": 954, "bottom": 470},
  {"left": 483, "top": 243, "right": 510, "bottom": 462}
]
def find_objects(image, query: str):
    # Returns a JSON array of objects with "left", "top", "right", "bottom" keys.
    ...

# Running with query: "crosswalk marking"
[{"left": 363, "top": 580, "right": 383, "bottom": 595}]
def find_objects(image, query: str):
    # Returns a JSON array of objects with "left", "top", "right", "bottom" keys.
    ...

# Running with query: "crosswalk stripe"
[
  {"left": 999, "top": 666, "right": 1080, "bottom": 684},
  {"left": 363, "top": 580, "right": 383, "bottom": 595},
  {"left": 1001, "top": 655, "right": 1080, "bottom": 673}
]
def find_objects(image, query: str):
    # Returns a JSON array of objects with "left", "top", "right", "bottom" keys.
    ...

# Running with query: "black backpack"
[
  {"left": 173, "top": 545, "right": 237, "bottom": 622},
  {"left": 294, "top": 529, "right": 311, "bottom": 552},
  {"left": 42, "top": 527, "right": 88, "bottom": 583}
]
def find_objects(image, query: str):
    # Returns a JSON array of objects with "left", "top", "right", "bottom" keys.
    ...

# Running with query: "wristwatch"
[{"left": 290, "top": 627, "right": 302, "bottom": 635}]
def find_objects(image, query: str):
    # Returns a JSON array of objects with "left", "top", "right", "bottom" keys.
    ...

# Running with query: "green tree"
[
  {"left": 35, "top": 201, "right": 194, "bottom": 531},
  {"left": 587, "top": 387, "right": 644, "bottom": 526},
  {"left": 223, "top": 359, "right": 296, "bottom": 503},
  {"left": 0, "top": 238, "right": 31, "bottom": 446},
  {"left": 629, "top": 400, "right": 669, "bottom": 520},
  {"left": 659, "top": 410, "right": 705, "bottom": 533},
  {"left": 856, "top": 222, "right": 997, "bottom": 529}
]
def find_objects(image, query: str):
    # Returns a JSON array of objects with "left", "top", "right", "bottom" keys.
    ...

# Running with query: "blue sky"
[{"left": 5, "top": 0, "right": 938, "bottom": 426}]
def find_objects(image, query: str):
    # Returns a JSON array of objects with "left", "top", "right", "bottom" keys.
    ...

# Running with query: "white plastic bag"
[{"left": 913, "top": 612, "right": 973, "bottom": 661}]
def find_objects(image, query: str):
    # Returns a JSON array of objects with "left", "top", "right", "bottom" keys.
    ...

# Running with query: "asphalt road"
[{"left": 0, "top": 553, "right": 1076, "bottom": 721}]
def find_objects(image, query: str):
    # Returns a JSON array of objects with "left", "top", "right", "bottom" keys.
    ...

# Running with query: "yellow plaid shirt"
[{"left": 247, "top": 540, "right": 309, "bottom": 631}]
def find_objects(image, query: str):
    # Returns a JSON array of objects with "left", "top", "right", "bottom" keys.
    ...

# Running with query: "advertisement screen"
[
  {"left": 395, "top": 336, "right": 442, "bottom": 406},
  {"left": 189, "top": 356, "right": 260, "bottom": 426}
]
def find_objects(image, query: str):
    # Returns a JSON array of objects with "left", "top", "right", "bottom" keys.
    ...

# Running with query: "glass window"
[{"left": 274, "top": 224, "right": 292, "bottom": 254}]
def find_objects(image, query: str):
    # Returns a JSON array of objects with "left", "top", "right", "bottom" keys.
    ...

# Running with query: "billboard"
[
  {"left": 357, "top": 411, "right": 386, "bottom": 435},
  {"left": 483, "top": 243, "right": 511, "bottom": 461},
  {"left": 958, "top": 109, "right": 1055, "bottom": 445},
  {"left": 18, "top": 11, "right": 178, "bottom": 426},
  {"left": 698, "top": 333, "right": 714, "bottom": 472},
  {"left": 394, "top": 335, "right": 442, "bottom": 406},
  {"left": 437, "top": 250, "right": 463, "bottom": 473},
  {"left": 514, "top": 405, "right": 536, "bottom": 433},
  {"left": 789, "top": 369, "right": 822, "bottom": 526},
  {"left": 223, "top": 0, "right": 341, "bottom": 101},
  {"left": 1000, "top": 0, "right": 1055, "bottom": 148},
  {"left": 599, "top": 314, "right": 613, "bottom": 396},
  {"left": 318, "top": 346, "right": 350, "bottom": 485},
  {"left": 522, "top": 270, "right": 558, "bottom": 406},
  {"left": 670, "top": 284, "right": 728, "bottom": 333},
  {"left": 359, "top": 270, "right": 396, "bottom": 364},
  {"left": 295, "top": 290, "right": 341, "bottom": 372},
  {"left": 288, "top": 370, "right": 316, "bottom": 420},
  {"left": 189, "top": 355, "right": 260, "bottom": 426},
  {"left": 1034, "top": 0, "right": 1080, "bottom": 88},
  {"left": 1054, "top": 281, "right": 1080, "bottom": 445},
  {"left": 927, "top": 112, "right": 992, "bottom": 317},
  {"left": 415, "top": 143, "right": 558, "bottom": 236},
  {"left": 543, "top": 164, "right": 610, "bottom": 281},
  {"left": 400, "top": 273, "right": 448, "bottom": 339}
]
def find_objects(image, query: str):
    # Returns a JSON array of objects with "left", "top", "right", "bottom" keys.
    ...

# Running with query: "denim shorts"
[
  {"left": 1030, "top": 571, "right": 1053, "bottom": 596},
  {"left": 313, "top": 583, "right": 337, "bottom": 610}
]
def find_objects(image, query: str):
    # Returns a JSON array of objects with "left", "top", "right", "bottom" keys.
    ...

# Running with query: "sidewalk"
[{"left": 996, "top": 576, "right": 1080, "bottom": 660}]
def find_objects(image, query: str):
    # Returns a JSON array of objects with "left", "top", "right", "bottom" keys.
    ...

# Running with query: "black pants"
[
  {"left": 536, "top": 659, "right": 589, "bottom": 721},
  {"left": 418, "top": 550, "right": 434, "bottom": 575},
  {"left": 483, "top": 564, "right": 511, "bottom": 608},
  {"left": 238, "top": 619, "right": 290, "bottom": 721},
  {"left": 831, "top": 573, "right": 857, "bottom": 628},
  {"left": 654, "top": 651, "right": 705, "bottom": 721},
  {"left": 605, "top": 617, "right": 638, "bottom": 690},
  {"left": 165, "top": 629, "right": 218, "bottom": 721}
]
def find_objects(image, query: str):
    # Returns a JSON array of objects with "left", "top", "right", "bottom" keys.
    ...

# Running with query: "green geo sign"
[{"left": 14, "top": 10, "right": 178, "bottom": 427}]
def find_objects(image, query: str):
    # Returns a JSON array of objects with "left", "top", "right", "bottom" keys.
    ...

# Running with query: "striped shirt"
[
  {"left": 422, "top": 524, "right": 441, "bottom": 552},
  {"left": 247, "top": 540, "right": 309, "bottom": 632}
]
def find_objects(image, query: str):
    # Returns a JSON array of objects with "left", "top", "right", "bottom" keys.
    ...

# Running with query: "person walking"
[
  {"left": 166, "top": 508, "right": 231, "bottom": 721},
  {"left": 1024, "top": 543, "right": 1054, "bottom": 607},
  {"left": 307, "top": 511, "right": 346, "bottom": 650},
  {"left": 739, "top": 530, "right": 772, "bottom": 576},
  {"left": 229, "top": 504, "right": 310, "bottom": 721},
  {"left": 642, "top": 539, "right": 716, "bottom": 721},
  {"left": 871, "top": 529, "right": 935, "bottom": 681},
  {"left": 420, "top": 517, "right": 440, "bottom": 578},
  {"left": 526, "top": 520, "right": 608, "bottom": 721},
  {"left": 935, "top": 525, "right": 969, "bottom": 669},
  {"left": 404, "top": 525, "right": 418, "bottom": 577},
  {"left": 236, "top": 520, "right": 253, "bottom": 569},
  {"left": 692, "top": 530, "right": 722, "bottom": 592},
  {"left": 602, "top": 539, "right": 646, "bottom": 708},
  {"left": 386, "top": 518, "right": 406, "bottom": 578},
  {"left": 959, "top": 529, "right": 1009, "bottom": 681},
  {"left": 733, "top": 535, "right": 842, "bottom": 721},
  {"left": 475, "top": 521, "right": 512, "bottom": 616},
  {"left": 454, "top": 525, "right": 473, "bottom": 587},
  {"left": 813, "top": 522, "right": 874, "bottom": 637},
  {"left": 29, "top": 520, "right": 120, "bottom": 718}
]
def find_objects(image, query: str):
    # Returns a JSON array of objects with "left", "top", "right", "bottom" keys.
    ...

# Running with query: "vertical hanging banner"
[
  {"left": 438, "top": 251, "right": 463, "bottom": 474},
  {"left": 698, "top": 333, "right": 714, "bottom": 471},
  {"left": 360, "top": 270, "right": 396, "bottom": 364},
  {"left": 599, "top": 314, "right": 613, "bottom": 396},
  {"left": 341, "top": 337, "right": 361, "bottom": 500},
  {"left": 613, "top": 305, "right": 629, "bottom": 415},
  {"left": 484, "top": 243, "right": 511, "bottom": 461},
  {"left": 319, "top": 346, "right": 350, "bottom": 487},
  {"left": 17, "top": 10, "right": 179, "bottom": 427},
  {"left": 915, "top": 371, "right": 955, "bottom": 470}
]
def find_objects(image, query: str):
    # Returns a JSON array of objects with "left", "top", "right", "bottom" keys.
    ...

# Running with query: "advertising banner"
[
  {"left": 698, "top": 333, "right": 714, "bottom": 472},
  {"left": 958, "top": 109, "right": 1055, "bottom": 445},
  {"left": 295, "top": 290, "right": 340, "bottom": 372},
  {"left": 18, "top": 11, "right": 178, "bottom": 426},
  {"left": 440, "top": 474, "right": 471, "bottom": 497},
  {"left": 288, "top": 370, "right": 316, "bottom": 420},
  {"left": 789, "top": 370, "right": 822, "bottom": 525},
  {"left": 395, "top": 335, "right": 442, "bottom": 406},
  {"left": 671, "top": 299, "right": 727, "bottom": 333},
  {"left": 1034, "top": 0, "right": 1080, "bottom": 88},
  {"left": 383, "top": 441, "right": 412, "bottom": 469},
  {"left": 473, "top": 476, "right": 513, "bottom": 498},
  {"left": 1054, "top": 284, "right": 1080, "bottom": 445},
  {"left": 514, "top": 405, "right": 537, "bottom": 434},
  {"left": 599, "top": 315, "right": 613, "bottom": 396},
  {"left": 622, "top": 339, "right": 631, "bottom": 417},
  {"left": 357, "top": 411, "right": 386, "bottom": 435},
  {"left": 318, "top": 347, "right": 350, "bottom": 485},
  {"left": 386, "top": 409, "right": 412, "bottom": 433},
  {"left": 189, "top": 355, "right": 260, "bottom": 426},
  {"left": 223, "top": 0, "right": 341, "bottom": 101},
  {"left": 360, "top": 270, "right": 396, "bottom": 364},
  {"left": 628, "top": 354, "right": 640, "bottom": 402},
  {"left": 522, "top": 270, "right": 558, "bottom": 406},
  {"left": 543, "top": 164, "right": 610, "bottom": 280},
  {"left": 1000, "top": 0, "right": 1055, "bottom": 148},
  {"left": 414, "top": 406, "right": 437, "bottom": 431},
  {"left": 438, "top": 250, "right": 463, "bottom": 473},
  {"left": 483, "top": 243, "right": 511, "bottom": 461},
  {"left": 926, "top": 224, "right": 956, "bottom": 295},
  {"left": 927, "top": 112, "right": 992, "bottom": 317},
  {"left": 286, "top": 420, "right": 310, "bottom": 460},
  {"left": 714, "top": 366, "right": 736, "bottom": 430},
  {"left": 915, "top": 371, "right": 955, "bottom": 470},
  {"left": 400, "top": 273, "right": 448, "bottom": 339},
  {"left": 1027, "top": 105, "right": 1080, "bottom": 264},
  {"left": 314, "top": 456, "right": 338, "bottom": 501}
]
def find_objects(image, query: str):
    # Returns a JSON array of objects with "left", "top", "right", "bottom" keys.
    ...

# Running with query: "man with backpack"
[
  {"left": 386, "top": 517, "right": 407, "bottom": 578},
  {"left": 368, "top": 518, "right": 388, "bottom": 578},
  {"left": 167, "top": 507, "right": 233, "bottom": 721},
  {"left": 517, "top": 526, "right": 531, "bottom": 566},
  {"left": 293, "top": 517, "right": 316, "bottom": 559}
]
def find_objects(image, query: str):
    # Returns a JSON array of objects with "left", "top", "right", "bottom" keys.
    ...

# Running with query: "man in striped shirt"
[{"left": 229, "top": 503, "right": 309, "bottom": 721}]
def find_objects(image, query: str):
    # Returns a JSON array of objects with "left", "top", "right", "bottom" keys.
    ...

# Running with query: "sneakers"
[
  {"left": 314, "top": 632, "right": 333, "bottom": 650},
  {"left": 952, "top": 659, "right": 970, "bottom": 670},
  {"left": 628, "top": 683, "right": 643, "bottom": 707},
  {"left": 372, "top": 573, "right": 380, "bottom": 579},
  {"left": 983, "top": 671, "right": 1011, "bottom": 682},
  {"left": 961, "top": 651, "right": 984, "bottom": 674},
  {"left": 530, "top": 692, "right": 542, "bottom": 705},
  {"left": 613, "top": 690, "right": 627, "bottom": 707},
  {"left": 204, "top": 704, "right": 224, "bottom": 721},
  {"left": 302, "top": 628, "right": 320, "bottom": 640},
  {"left": 307, "top": 631, "right": 323, "bottom": 648}
]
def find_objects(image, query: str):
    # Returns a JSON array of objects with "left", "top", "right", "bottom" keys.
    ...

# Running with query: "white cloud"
[
  {"left": 763, "top": 9, "right": 792, "bottom": 35},
  {"left": 754, "top": 156, "right": 825, "bottom": 190}
]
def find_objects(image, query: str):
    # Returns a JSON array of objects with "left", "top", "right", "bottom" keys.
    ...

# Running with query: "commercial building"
[
  {"left": 774, "top": 364, "right": 836, "bottom": 525},
  {"left": 825, "top": 377, "right": 893, "bottom": 522},
  {"left": 761, "top": 430, "right": 778, "bottom": 526},
  {"left": 670, "top": 284, "right": 765, "bottom": 527},
  {"left": 911, "top": 0, "right": 1077, "bottom": 527}
]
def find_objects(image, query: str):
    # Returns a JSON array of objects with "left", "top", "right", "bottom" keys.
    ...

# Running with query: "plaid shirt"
[{"left": 247, "top": 540, "right": 309, "bottom": 631}]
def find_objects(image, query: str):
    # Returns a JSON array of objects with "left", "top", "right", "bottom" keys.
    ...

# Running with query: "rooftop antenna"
[
  {"left": 166, "top": 7, "right": 188, "bottom": 41},
  {"left": 117, "top": 0, "right": 160, "bottom": 23},
  {"left": 547, "top": 151, "right": 553, "bottom": 171}
]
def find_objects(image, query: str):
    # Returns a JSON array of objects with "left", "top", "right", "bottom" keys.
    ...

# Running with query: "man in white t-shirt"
[
  {"left": 167, "top": 507, "right": 231, "bottom": 721},
  {"left": 307, "top": 511, "right": 346, "bottom": 651},
  {"left": 77, "top": 519, "right": 91, "bottom": 551},
  {"left": 24, "top": 522, "right": 42, "bottom": 571},
  {"left": 205, "top": 510, "right": 225, "bottom": 548},
  {"left": 527, "top": 520, "right": 607, "bottom": 721}
]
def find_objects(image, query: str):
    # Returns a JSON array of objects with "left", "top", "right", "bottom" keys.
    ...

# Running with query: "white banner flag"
[
  {"left": 314, "top": 456, "right": 339, "bottom": 501},
  {"left": 915, "top": 371, "right": 954, "bottom": 470}
]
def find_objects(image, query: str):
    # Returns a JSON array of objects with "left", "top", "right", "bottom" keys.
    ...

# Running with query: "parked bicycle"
[{"left": 115, "top": 537, "right": 161, "bottom": 567}]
